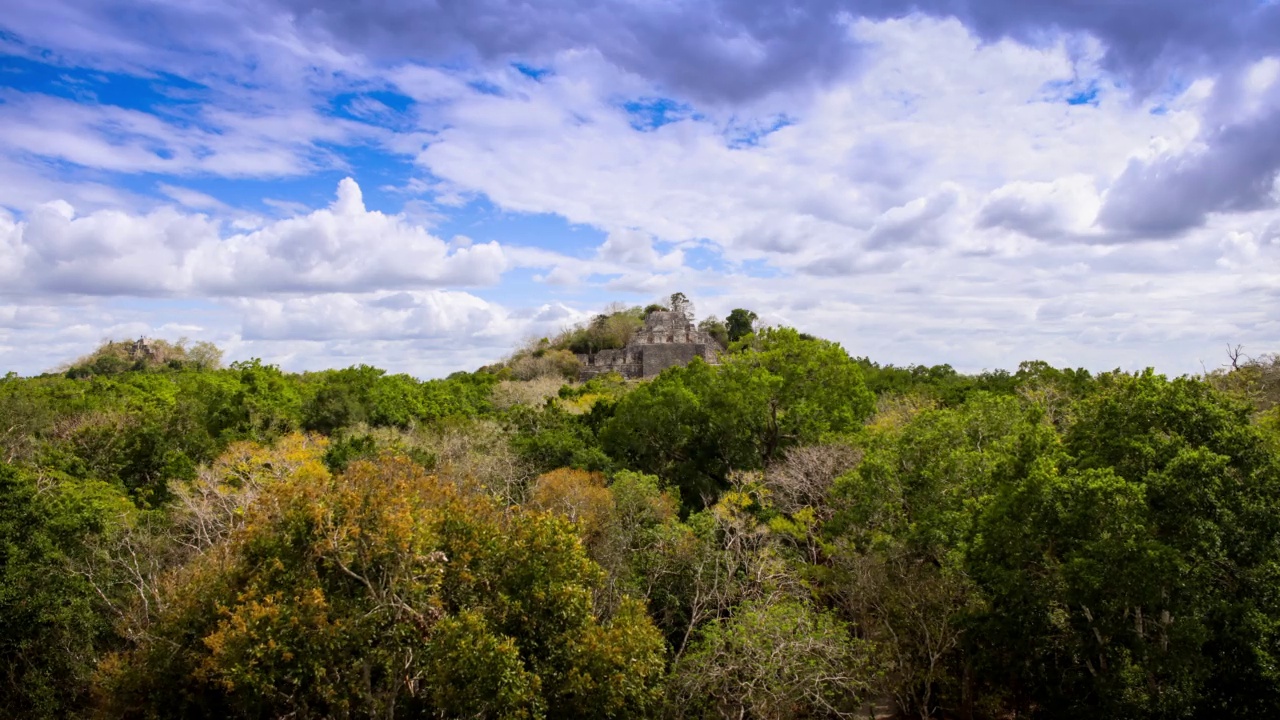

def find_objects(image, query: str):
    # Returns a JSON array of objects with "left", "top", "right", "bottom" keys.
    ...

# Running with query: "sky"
[{"left": 1, "top": 1, "right": 1278, "bottom": 377}]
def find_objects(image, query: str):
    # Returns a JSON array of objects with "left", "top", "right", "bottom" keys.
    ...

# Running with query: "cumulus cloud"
[
  {"left": 1098, "top": 92, "right": 1280, "bottom": 237},
  {"left": 0, "top": 179, "right": 508, "bottom": 297},
  {"left": 238, "top": 289, "right": 593, "bottom": 343},
  {"left": 6, "top": 0, "right": 1278, "bottom": 241},
  {"left": 597, "top": 229, "right": 684, "bottom": 270},
  {"left": 979, "top": 176, "right": 1103, "bottom": 242},
  {"left": 239, "top": 290, "right": 509, "bottom": 341},
  {"left": 864, "top": 185, "right": 962, "bottom": 250}
]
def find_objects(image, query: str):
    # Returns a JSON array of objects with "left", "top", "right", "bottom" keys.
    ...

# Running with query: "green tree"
[
  {"left": 725, "top": 308, "right": 758, "bottom": 342},
  {"left": 717, "top": 327, "right": 875, "bottom": 467},
  {"left": 966, "top": 461, "right": 1202, "bottom": 718},
  {"left": 825, "top": 393, "right": 1045, "bottom": 717},
  {"left": 1059, "top": 371, "right": 1280, "bottom": 717},
  {"left": 604, "top": 328, "right": 874, "bottom": 507},
  {"left": 0, "top": 463, "right": 134, "bottom": 719},
  {"left": 826, "top": 372, "right": 1280, "bottom": 718},
  {"left": 669, "top": 292, "right": 692, "bottom": 320},
  {"left": 697, "top": 316, "right": 728, "bottom": 348}
]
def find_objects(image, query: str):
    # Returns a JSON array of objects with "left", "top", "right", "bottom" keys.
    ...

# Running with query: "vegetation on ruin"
[{"left": 491, "top": 293, "right": 757, "bottom": 381}]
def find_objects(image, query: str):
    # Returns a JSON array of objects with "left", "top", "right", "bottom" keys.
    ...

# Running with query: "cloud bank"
[{"left": 0, "top": 0, "right": 1277, "bottom": 376}]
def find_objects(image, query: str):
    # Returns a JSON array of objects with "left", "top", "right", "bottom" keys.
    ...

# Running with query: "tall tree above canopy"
[
  {"left": 726, "top": 308, "right": 758, "bottom": 342},
  {"left": 669, "top": 292, "right": 693, "bottom": 321}
]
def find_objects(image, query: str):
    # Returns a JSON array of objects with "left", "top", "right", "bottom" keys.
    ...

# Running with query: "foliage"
[
  {"left": 96, "top": 455, "right": 666, "bottom": 719},
  {"left": 604, "top": 327, "right": 875, "bottom": 508},
  {"left": 5, "top": 326, "right": 1280, "bottom": 719},
  {"left": 725, "top": 308, "right": 758, "bottom": 343},
  {"left": 509, "top": 348, "right": 582, "bottom": 381},
  {"left": 668, "top": 598, "right": 875, "bottom": 719},
  {"left": 668, "top": 292, "right": 693, "bottom": 320},
  {"left": 63, "top": 338, "right": 223, "bottom": 379},
  {"left": 301, "top": 365, "right": 498, "bottom": 434},
  {"left": 1206, "top": 349, "right": 1280, "bottom": 415},
  {"left": 528, "top": 468, "right": 615, "bottom": 544},
  {"left": 825, "top": 371, "right": 1280, "bottom": 718},
  {"left": 508, "top": 402, "right": 613, "bottom": 474},
  {"left": 697, "top": 316, "right": 729, "bottom": 347},
  {"left": 559, "top": 307, "right": 646, "bottom": 355},
  {"left": 0, "top": 463, "right": 134, "bottom": 719}
]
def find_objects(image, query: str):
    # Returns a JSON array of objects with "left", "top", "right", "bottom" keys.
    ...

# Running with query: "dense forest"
[{"left": 3, "top": 301, "right": 1280, "bottom": 719}]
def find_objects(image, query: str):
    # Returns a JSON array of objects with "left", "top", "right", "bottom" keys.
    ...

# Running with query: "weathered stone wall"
[
  {"left": 574, "top": 310, "right": 722, "bottom": 380},
  {"left": 577, "top": 348, "right": 641, "bottom": 380},
  {"left": 641, "top": 343, "right": 713, "bottom": 378}
]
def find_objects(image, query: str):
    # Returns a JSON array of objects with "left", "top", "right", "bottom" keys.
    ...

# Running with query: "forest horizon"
[{"left": 3, "top": 300, "right": 1280, "bottom": 718}]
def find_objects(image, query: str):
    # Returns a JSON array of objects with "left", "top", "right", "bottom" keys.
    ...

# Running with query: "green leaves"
[
  {"left": 724, "top": 308, "right": 757, "bottom": 343},
  {"left": 604, "top": 328, "right": 875, "bottom": 509},
  {"left": 825, "top": 369, "right": 1280, "bottom": 718},
  {"left": 0, "top": 464, "right": 134, "bottom": 719},
  {"left": 9, "top": 330, "right": 1280, "bottom": 719}
]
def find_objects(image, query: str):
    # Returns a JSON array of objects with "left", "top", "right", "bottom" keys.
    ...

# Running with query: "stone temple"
[{"left": 576, "top": 311, "right": 722, "bottom": 380}]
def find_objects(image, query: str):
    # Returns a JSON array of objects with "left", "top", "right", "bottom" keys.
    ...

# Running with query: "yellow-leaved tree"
[{"left": 95, "top": 448, "right": 665, "bottom": 719}]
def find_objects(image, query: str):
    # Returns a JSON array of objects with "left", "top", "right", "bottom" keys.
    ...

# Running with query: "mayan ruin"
[{"left": 575, "top": 309, "right": 722, "bottom": 380}]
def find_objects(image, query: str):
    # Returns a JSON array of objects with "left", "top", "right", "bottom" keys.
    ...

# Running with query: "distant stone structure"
[
  {"left": 128, "top": 337, "right": 156, "bottom": 361},
  {"left": 576, "top": 311, "right": 721, "bottom": 380}
]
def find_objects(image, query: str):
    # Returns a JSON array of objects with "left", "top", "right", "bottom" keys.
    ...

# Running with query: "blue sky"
[{"left": 0, "top": 0, "right": 1278, "bottom": 376}]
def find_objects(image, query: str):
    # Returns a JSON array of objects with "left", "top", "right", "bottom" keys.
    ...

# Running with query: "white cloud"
[
  {"left": 2, "top": 7, "right": 1279, "bottom": 377},
  {"left": 157, "top": 183, "right": 227, "bottom": 211},
  {"left": 408, "top": 17, "right": 1185, "bottom": 272},
  {"left": 0, "top": 291, "right": 598, "bottom": 378},
  {"left": 597, "top": 229, "right": 684, "bottom": 270},
  {"left": 0, "top": 89, "right": 383, "bottom": 181},
  {"left": 978, "top": 175, "right": 1103, "bottom": 241},
  {"left": 0, "top": 178, "right": 509, "bottom": 297},
  {"left": 238, "top": 290, "right": 511, "bottom": 342}
]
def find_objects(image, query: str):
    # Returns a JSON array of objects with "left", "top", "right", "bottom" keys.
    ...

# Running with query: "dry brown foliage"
[
  {"left": 490, "top": 376, "right": 565, "bottom": 410},
  {"left": 61, "top": 337, "right": 223, "bottom": 373},
  {"left": 764, "top": 443, "right": 862, "bottom": 515},
  {"left": 1207, "top": 349, "right": 1280, "bottom": 415}
]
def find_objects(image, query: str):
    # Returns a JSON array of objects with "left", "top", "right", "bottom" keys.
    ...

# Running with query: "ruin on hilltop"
[{"left": 575, "top": 309, "right": 721, "bottom": 380}]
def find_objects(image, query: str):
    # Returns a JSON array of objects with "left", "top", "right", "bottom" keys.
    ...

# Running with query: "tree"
[
  {"left": 725, "top": 308, "right": 758, "bottom": 342},
  {"left": 528, "top": 468, "right": 615, "bottom": 546},
  {"left": 667, "top": 599, "right": 875, "bottom": 719},
  {"left": 0, "top": 463, "right": 135, "bottom": 719},
  {"left": 825, "top": 393, "right": 1045, "bottom": 718},
  {"left": 560, "top": 309, "right": 645, "bottom": 355},
  {"left": 697, "top": 316, "right": 728, "bottom": 348},
  {"left": 965, "top": 462, "right": 1200, "bottom": 719},
  {"left": 97, "top": 455, "right": 666, "bottom": 719},
  {"left": 603, "top": 328, "right": 875, "bottom": 508},
  {"left": 670, "top": 292, "right": 693, "bottom": 321},
  {"left": 715, "top": 327, "right": 875, "bottom": 467},
  {"left": 1057, "top": 370, "right": 1280, "bottom": 717},
  {"left": 824, "top": 372, "right": 1280, "bottom": 718}
]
